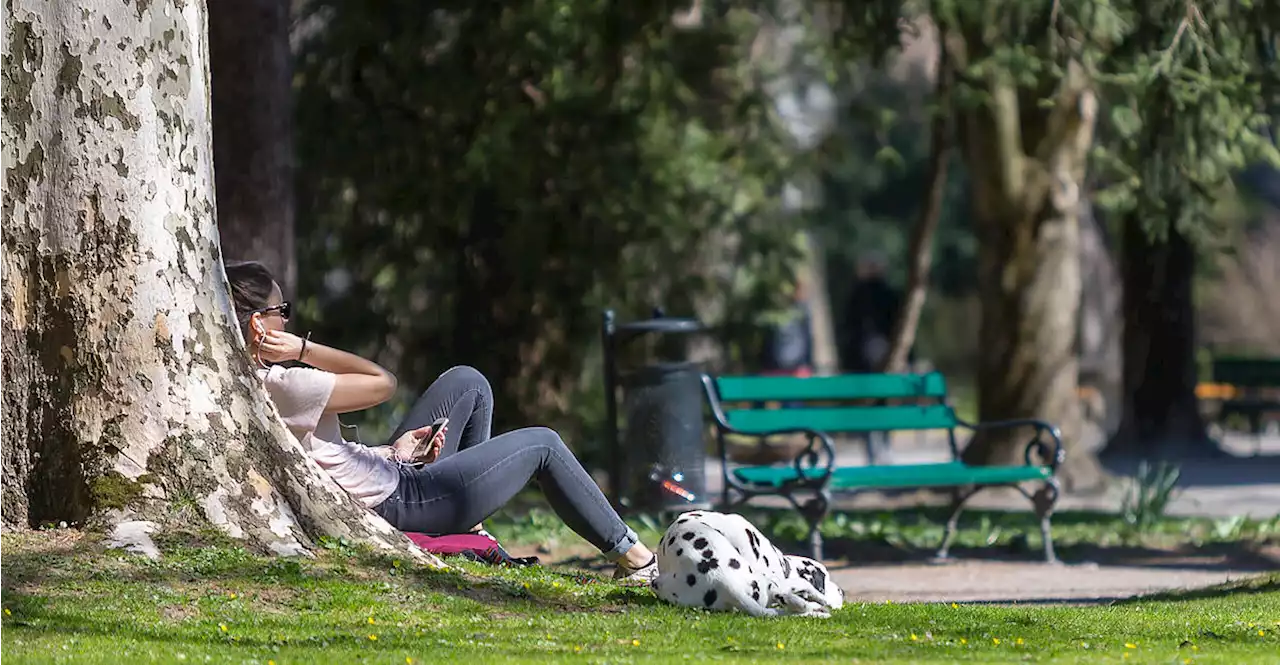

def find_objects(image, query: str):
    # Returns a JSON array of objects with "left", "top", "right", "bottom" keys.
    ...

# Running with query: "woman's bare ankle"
[{"left": 621, "top": 544, "right": 654, "bottom": 569}]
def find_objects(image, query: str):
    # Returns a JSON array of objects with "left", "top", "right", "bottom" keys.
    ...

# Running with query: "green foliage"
[
  {"left": 1121, "top": 461, "right": 1183, "bottom": 534},
  {"left": 1091, "top": 1, "right": 1280, "bottom": 249},
  {"left": 293, "top": 1, "right": 806, "bottom": 445}
]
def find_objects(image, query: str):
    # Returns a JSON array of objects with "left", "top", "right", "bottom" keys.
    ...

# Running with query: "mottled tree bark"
[
  {"left": 945, "top": 34, "right": 1103, "bottom": 489},
  {"left": 208, "top": 0, "right": 295, "bottom": 293},
  {"left": 1, "top": 0, "right": 441, "bottom": 564}
]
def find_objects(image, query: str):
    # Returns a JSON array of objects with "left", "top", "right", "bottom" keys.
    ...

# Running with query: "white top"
[{"left": 259, "top": 365, "right": 400, "bottom": 508}]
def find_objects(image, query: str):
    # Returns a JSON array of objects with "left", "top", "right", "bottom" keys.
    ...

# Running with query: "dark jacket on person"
[{"left": 841, "top": 277, "right": 902, "bottom": 373}]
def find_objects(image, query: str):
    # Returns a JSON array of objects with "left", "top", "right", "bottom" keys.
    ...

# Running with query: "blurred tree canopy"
[{"left": 293, "top": 1, "right": 811, "bottom": 452}]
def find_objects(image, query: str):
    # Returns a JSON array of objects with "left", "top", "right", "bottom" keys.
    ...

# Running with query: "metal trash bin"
[{"left": 602, "top": 309, "right": 710, "bottom": 513}]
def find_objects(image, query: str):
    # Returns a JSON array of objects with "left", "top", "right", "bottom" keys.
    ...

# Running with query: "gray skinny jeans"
[{"left": 373, "top": 366, "right": 639, "bottom": 559}]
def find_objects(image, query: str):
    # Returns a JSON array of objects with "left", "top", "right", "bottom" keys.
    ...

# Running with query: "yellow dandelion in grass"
[
  {"left": 228, "top": 592, "right": 237, "bottom": 600},
  {"left": 951, "top": 603, "right": 959, "bottom": 609},
  {"left": 992, "top": 638, "right": 1001, "bottom": 646},
  {"left": 631, "top": 639, "right": 640, "bottom": 647},
  {"left": 3, "top": 608, "right": 10, "bottom": 616},
  {"left": 1125, "top": 642, "right": 1138, "bottom": 649},
  {"left": 368, "top": 634, "right": 378, "bottom": 641},
  {"left": 219, "top": 623, "right": 228, "bottom": 633},
  {"left": 268, "top": 661, "right": 275, "bottom": 665},
  {"left": 553, "top": 581, "right": 561, "bottom": 588},
  {"left": 1184, "top": 659, "right": 1193, "bottom": 665},
  {"left": 910, "top": 634, "right": 919, "bottom": 642},
  {"left": 1123, "top": 652, "right": 1131, "bottom": 659},
  {"left": 1016, "top": 638, "right": 1024, "bottom": 645},
  {"left": 776, "top": 642, "right": 785, "bottom": 650},
  {"left": 368, "top": 617, "right": 376, "bottom": 625},
  {"left": 407, "top": 659, "right": 414, "bottom": 664},
  {"left": 959, "top": 638, "right": 968, "bottom": 645},
  {"left": 574, "top": 645, "right": 583, "bottom": 653},
  {"left": 1259, "top": 630, "right": 1266, "bottom": 637}
]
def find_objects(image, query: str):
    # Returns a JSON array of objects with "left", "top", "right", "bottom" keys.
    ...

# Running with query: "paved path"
[
  {"left": 691, "top": 430, "right": 1280, "bottom": 603},
  {"left": 829, "top": 559, "right": 1270, "bottom": 604}
]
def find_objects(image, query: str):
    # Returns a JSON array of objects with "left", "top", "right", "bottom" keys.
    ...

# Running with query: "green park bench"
[
  {"left": 1210, "top": 356, "right": 1280, "bottom": 438},
  {"left": 701, "top": 372, "right": 1065, "bottom": 562}
]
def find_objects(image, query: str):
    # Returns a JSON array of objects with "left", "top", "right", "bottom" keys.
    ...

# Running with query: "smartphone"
[{"left": 427, "top": 416, "right": 449, "bottom": 441}]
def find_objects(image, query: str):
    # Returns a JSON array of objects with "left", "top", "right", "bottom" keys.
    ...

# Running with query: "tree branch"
[{"left": 880, "top": 33, "right": 953, "bottom": 373}]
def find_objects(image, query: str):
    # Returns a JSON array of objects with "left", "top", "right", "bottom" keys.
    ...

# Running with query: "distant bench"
[
  {"left": 702, "top": 371, "right": 1064, "bottom": 562},
  {"left": 1205, "top": 356, "right": 1280, "bottom": 439}
]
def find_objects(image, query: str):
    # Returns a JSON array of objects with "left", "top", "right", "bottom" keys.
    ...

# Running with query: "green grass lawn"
[{"left": 3, "top": 527, "right": 1278, "bottom": 664}]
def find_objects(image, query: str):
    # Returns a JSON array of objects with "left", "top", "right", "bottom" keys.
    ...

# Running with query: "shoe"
[{"left": 612, "top": 553, "right": 659, "bottom": 585}]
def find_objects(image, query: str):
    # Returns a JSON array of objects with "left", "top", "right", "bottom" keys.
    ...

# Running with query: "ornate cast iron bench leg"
[
  {"left": 935, "top": 487, "right": 978, "bottom": 560},
  {"left": 799, "top": 491, "right": 831, "bottom": 561},
  {"left": 1032, "top": 478, "right": 1061, "bottom": 564}
]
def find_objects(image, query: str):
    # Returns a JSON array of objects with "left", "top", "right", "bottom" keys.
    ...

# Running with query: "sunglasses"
[{"left": 252, "top": 301, "right": 292, "bottom": 321}]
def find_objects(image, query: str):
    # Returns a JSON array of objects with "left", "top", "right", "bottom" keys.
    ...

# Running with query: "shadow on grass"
[
  {"left": 1110, "top": 572, "right": 1280, "bottom": 605},
  {"left": 0, "top": 529, "right": 652, "bottom": 617}
]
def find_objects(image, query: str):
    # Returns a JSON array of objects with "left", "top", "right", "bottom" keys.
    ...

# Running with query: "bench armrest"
[
  {"left": 701, "top": 374, "right": 837, "bottom": 486},
  {"left": 955, "top": 417, "right": 1065, "bottom": 471}
]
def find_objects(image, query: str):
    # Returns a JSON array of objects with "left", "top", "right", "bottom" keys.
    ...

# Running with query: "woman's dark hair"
[{"left": 224, "top": 261, "right": 275, "bottom": 328}]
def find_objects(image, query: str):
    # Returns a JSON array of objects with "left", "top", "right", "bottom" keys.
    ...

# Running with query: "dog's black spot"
[
  {"left": 675, "top": 549, "right": 683, "bottom": 557},
  {"left": 751, "top": 590, "right": 760, "bottom": 601},
  {"left": 762, "top": 556, "right": 770, "bottom": 567},
  {"left": 681, "top": 532, "right": 695, "bottom": 541},
  {"left": 703, "top": 589, "right": 718, "bottom": 607},
  {"left": 729, "top": 558, "right": 741, "bottom": 569},
  {"left": 746, "top": 529, "right": 761, "bottom": 557},
  {"left": 797, "top": 563, "right": 827, "bottom": 594},
  {"left": 686, "top": 574, "right": 696, "bottom": 586},
  {"left": 781, "top": 555, "right": 792, "bottom": 578},
  {"left": 696, "top": 557, "right": 719, "bottom": 573},
  {"left": 692, "top": 537, "right": 707, "bottom": 549},
  {"left": 701, "top": 549, "right": 713, "bottom": 559}
]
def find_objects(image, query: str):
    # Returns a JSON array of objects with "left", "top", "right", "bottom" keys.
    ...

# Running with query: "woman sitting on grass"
[{"left": 224, "top": 260, "right": 658, "bottom": 582}]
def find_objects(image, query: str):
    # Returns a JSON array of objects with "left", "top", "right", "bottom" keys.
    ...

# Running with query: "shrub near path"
[{"left": 2, "top": 529, "right": 1278, "bottom": 664}]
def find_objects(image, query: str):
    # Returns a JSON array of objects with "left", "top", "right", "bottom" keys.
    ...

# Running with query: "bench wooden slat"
[
  {"left": 724, "top": 404, "right": 957, "bottom": 433},
  {"left": 714, "top": 372, "right": 948, "bottom": 402},
  {"left": 733, "top": 462, "right": 1052, "bottom": 489}
]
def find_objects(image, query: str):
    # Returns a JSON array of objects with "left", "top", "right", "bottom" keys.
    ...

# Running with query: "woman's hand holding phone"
[{"left": 390, "top": 417, "right": 448, "bottom": 465}]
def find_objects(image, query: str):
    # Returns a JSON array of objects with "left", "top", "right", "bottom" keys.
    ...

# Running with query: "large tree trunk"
[
  {"left": 1077, "top": 201, "right": 1122, "bottom": 437},
  {"left": 208, "top": 0, "right": 295, "bottom": 293},
  {"left": 1, "top": 0, "right": 441, "bottom": 565},
  {"left": 1101, "top": 214, "right": 1221, "bottom": 459},
  {"left": 880, "top": 42, "right": 951, "bottom": 374},
  {"left": 946, "top": 38, "right": 1103, "bottom": 489}
]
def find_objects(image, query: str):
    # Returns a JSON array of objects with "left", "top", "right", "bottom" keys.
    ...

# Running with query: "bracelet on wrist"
[{"left": 299, "top": 332, "right": 312, "bottom": 362}]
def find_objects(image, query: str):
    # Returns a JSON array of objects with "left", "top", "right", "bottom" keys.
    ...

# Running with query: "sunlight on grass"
[{"left": 3, "top": 531, "right": 1278, "bottom": 664}]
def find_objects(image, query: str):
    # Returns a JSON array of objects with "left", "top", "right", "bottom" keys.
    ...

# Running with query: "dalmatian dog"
[{"left": 651, "top": 510, "right": 844, "bottom": 617}]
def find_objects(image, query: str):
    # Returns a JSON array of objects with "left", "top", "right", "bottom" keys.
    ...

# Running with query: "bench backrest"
[
  {"left": 711, "top": 372, "right": 958, "bottom": 434},
  {"left": 1211, "top": 357, "right": 1280, "bottom": 389}
]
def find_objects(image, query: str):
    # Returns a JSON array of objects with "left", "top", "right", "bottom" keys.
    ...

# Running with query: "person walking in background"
[
  {"left": 760, "top": 276, "right": 815, "bottom": 379},
  {"left": 840, "top": 251, "right": 902, "bottom": 374},
  {"left": 840, "top": 252, "right": 903, "bottom": 463}
]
